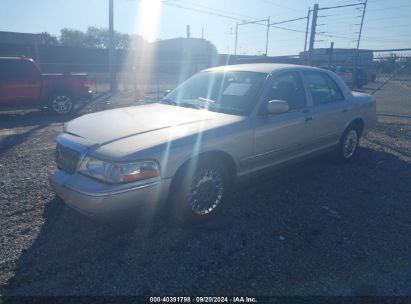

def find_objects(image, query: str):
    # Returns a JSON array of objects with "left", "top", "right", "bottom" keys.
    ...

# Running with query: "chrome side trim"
[
  {"left": 63, "top": 179, "right": 165, "bottom": 197},
  {"left": 240, "top": 148, "right": 282, "bottom": 164}
]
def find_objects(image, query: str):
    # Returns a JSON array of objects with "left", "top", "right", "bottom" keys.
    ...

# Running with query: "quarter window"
[{"left": 305, "top": 72, "right": 344, "bottom": 105}]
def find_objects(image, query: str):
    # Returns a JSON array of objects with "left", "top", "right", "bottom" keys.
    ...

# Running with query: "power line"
[
  {"left": 317, "top": 3, "right": 365, "bottom": 11},
  {"left": 162, "top": 2, "right": 249, "bottom": 22},
  {"left": 164, "top": 0, "right": 260, "bottom": 21},
  {"left": 270, "top": 16, "right": 307, "bottom": 26},
  {"left": 164, "top": 1, "right": 310, "bottom": 35},
  {"left": 259, "top": 0, "right": 305, "bottom": 13}
]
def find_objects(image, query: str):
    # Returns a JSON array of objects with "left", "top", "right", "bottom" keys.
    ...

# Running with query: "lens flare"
[{"left": 138, "top": 0, "right": 161, "bottom": 41}]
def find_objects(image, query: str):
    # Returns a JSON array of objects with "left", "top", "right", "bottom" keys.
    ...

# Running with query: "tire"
[
  {"left": 170, "top": 158, "right": 230, "bottom": 224},
  {"left": 49, "top": 93, "right": 74, "bottom": 115},
  {"left": 334, "top": 125, "right": 360, "bottom": 163}
]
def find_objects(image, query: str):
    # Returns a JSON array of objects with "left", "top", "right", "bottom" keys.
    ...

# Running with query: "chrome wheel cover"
[
  {"left": 52, "top": 95, "right": 72, "bottom": 114},
  {"left": 343, "top": 129, "right": 358, "bottom": 159},
  {"left": 188, "top": 168, "right": 224, "bottom": 215}
]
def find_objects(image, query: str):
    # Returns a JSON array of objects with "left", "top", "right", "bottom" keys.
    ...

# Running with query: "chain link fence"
[{"left": 361, "top": 50, "right": 411, "bottom": 119}]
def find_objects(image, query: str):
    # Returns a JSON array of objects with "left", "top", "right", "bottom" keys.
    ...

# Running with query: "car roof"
[{"left": 204, "top": 63, "right": 322, "bottom": 74}]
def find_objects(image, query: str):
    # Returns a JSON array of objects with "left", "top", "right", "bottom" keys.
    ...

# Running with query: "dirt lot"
[
  {"left": 1, "top": 88, "right": 411, "bottom": 296},
  {"left": 363, "top": 79, "right": 411, "bottom": 118}
]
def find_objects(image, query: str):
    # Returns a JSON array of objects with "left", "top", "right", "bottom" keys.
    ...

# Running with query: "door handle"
[{"left": 305, "top": 117, "right": 313, "bottom": 122}]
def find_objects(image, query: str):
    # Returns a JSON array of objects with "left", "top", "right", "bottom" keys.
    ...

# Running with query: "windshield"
[{"left": 161, "top": 71, "right": 268, "bottom": 115}]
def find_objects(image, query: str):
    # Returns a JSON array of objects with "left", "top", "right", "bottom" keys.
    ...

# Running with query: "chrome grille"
[{"left": 55, "top": 143, "right": 81, "bottom": 174}]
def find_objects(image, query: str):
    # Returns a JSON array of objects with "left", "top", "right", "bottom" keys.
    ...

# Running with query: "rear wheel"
[
  {"left": 334, "top": 125, "right": 360, "bottom": 163},
  {"left": 49, "top": 93, "right": 74, "bottom": 115},
  {"left": 170, "top": 159, "right": 230, "bottom": 224}
]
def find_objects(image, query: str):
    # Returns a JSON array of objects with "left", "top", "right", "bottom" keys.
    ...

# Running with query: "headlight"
[{"left": 79, "top": 156, "right": 159, "bottom": 184}]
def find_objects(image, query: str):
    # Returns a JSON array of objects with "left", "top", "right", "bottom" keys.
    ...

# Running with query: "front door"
[{"left": 249, "top": 71, "right": 313, "bottom": 170}]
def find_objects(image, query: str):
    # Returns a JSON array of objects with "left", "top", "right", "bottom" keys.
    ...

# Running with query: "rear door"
[
  {"left": 302, "top": 71, "right": 350, "bottom": 149},
  {"left": 0, "top": 59, "right": 42, "bottom": 107}
]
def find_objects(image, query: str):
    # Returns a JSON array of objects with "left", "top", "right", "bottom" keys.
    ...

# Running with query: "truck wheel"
[
  {"left": 170, "top": 158, "right": 230, "bottom": 224},
  {"left": 334, "top": 125, "right": 360, "bottom": 163},
  {"left": 49, "top": 93, "right": 74, "bottom": 115}
]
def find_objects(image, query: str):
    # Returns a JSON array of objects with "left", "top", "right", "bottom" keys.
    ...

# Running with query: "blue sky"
[{"left": 1, "top": 0, "right": 411, "bottom": 55}]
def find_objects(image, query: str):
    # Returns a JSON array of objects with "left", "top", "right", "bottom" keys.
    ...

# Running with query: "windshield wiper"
[
  {"left": 160, "top": 99, "right": 202, "bottom": 110},
  {"left": 195, "top": 97, "right": 216, "bottom": 109},
  {"left": 180, "top": 102, "right": 202, "bottom": 109},
  {"left": 198, "top": 97, "right": 215, "bottom": 104},
  {"left": 160, "top": 98, "right": 177, "bottom": 106}
]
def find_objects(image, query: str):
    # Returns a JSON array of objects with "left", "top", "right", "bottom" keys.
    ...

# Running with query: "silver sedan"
[{"left": 50, "top": 64, "right": 376, "bottom": 223}]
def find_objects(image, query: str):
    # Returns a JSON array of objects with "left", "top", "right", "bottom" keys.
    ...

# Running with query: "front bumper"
[
  {"left": 49, "top": 170, "right": 172, "bottom": 218},
  {"left": 78, "top": 90, "right": 93, "bottom": 103}
]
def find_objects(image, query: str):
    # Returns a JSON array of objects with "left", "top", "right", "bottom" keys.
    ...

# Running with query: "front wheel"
[
  {"left": 334, "top": 126, "right": 360, "bottom": 163},
  {"left": 49, "top": 93, "right": 74, "bottom": 115},
  {"left": 170, "top": 159, "right": 230, "bottom": 224}
]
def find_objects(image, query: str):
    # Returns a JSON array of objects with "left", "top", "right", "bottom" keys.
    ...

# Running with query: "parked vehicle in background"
[
  {"left": 50, "top": 63, "right": 376, "bottom": 224},
  {"left": 0, "top": 56, "right": 92, "bottom": 114},
  {"left": 335, "top": 66, "right": 353, "bottom": 85},
  {"left": 300, "top": 48, "right": 376, "bottom": 84},
  {"left": 320, "top": 66, "right": 353, "bottom": 86},
  {"left": 348, "top": 67, "right": 369, "bottom": 88}
]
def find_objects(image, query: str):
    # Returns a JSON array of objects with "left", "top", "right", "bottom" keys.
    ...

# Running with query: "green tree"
[
  {"left": 376, "top": 53, "right": 397, "bottom": 74},
  {"left": 60, "top": 26, "right": 147, "bottom": 50},
  {"left": 39, "top": 32, "right": 59, "bottom": 45},
  {"left": 60, "top": 28, "right": 86, "bottom": 47}
]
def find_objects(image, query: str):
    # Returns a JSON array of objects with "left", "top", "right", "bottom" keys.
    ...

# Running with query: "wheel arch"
[
  {"left": 350, "top": 117, "right": 365, "bottom": 135},
  {"left": 341, "top": 117, "right": 365, "bottom": 139},
  {"left": 167, "top": 150, "right": 237, "bottom": 201},
  {"left": 47, "top": 89, "right": 74, "bottom": 102}
]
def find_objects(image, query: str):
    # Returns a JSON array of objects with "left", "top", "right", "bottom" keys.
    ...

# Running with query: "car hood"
[{"left": 64, "top": 103, "right": 243, "bottom": 152}]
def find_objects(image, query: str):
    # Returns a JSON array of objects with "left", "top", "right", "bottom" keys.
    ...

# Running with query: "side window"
[
  {"left": 305, "top": 72, "right": 344, "bottom": 105},
  {"left": 0, "top": 60, "right": 28, "bottom": 81},
  {"left": 266, "top": 72, "right": 306, "bottom": 111}
]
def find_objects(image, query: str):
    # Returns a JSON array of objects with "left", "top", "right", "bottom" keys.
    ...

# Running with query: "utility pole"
[
  {"left": 353, "top": 0, "right": 368, "bottom": 88},
  {"left": 328, "top": 42, "right": 334, "bottom": 67},
  {"left": 109, "top": 0, "right": 116, "bottom": 92},
  {"left": 308, "top": 3, "right": 319, "bottom": 66},
  {"left": 265, "top": 17, "right": 270, "bottom": 56},
  {"left": 234, "top": 23, "right": 239, "bottom": 56},
  {"left": 303, "top": 7, "right": 311, "bottom": 64},
  {"left": 186, "top": 25, "right": 191, "bottom": 39}
]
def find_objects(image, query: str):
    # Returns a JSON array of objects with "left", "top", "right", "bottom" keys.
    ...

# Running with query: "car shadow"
[
  {"left": 2, "top": 147, "right": 411, "bottom": 296},
  {"left": 0, "top": 110, "right": 78, "bottom": 130},
  {"left": 0, "top": 92, "right": 111, "bottom": 130}
]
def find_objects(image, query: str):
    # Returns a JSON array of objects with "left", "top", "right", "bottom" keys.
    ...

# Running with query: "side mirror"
[
  {"left": 163, "top": 89, "right": 171, "bottom": 97},
  {"left": 267, "top": 100, "right": 289, "bottom": 114}
]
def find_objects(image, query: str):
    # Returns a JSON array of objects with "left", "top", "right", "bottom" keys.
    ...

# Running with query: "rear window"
[{"left": 0, "top": 60, "right": 28, "bottom": 80}]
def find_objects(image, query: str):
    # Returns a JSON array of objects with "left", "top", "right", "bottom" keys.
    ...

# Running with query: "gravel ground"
[{"left": 0, "top": 107, "right": 411, "bottom": 296}]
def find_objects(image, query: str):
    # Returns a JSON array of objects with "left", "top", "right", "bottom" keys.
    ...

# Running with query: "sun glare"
[{"left": 138, "top": 0, "right": 162, "bottom": 41}]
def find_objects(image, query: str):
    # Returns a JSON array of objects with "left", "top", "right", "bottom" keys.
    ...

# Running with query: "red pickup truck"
[{"left": 0, "top": 56, "right": 92, "bottom": 115}]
